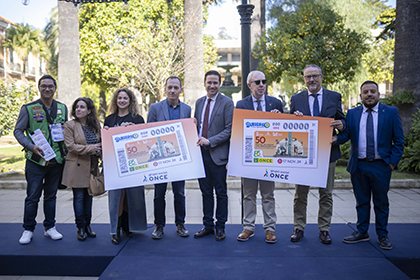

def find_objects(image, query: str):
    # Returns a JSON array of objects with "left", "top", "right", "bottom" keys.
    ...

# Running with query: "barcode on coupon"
[
  {"left": 176, "top": 130, "right": 188, "bottom": 161},
  {"left": 245, "top": 137, "right": 253, "bottom": 162},
  {"left": 117, "top": 149, "right": 128, "bottom": 174},
  {"left": 308, "top": 130, "right": 315, "bottom": 165}
]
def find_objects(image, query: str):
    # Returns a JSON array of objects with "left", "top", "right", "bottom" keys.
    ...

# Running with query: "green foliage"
[
  {"left": 363, "top": 7, "right": 395, "bottom": 82},
  {"left": 380, "top": 90, "right": 416, "bottom": 106},
  {"left": 78, "top": 0, "right": 219, "bottom": 111},
  {"left": 0, "top": 80, "right": 37, "bottom": 136},
  {"left": 398, "top": 110, "right": 420, "bottom": 173},
  {"left": 339, "top": 141, "right": 351, "bottom": 160},
  {"left": 255, "top": 3, "right": 369, "bottom": 95},
  {"left": 43, "top": 7, "right": 59, "bottom": 77}
]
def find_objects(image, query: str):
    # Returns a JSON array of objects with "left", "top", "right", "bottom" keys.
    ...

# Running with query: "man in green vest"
[{"left": 14, "top": 75, "right": 68, "bottom": 245}]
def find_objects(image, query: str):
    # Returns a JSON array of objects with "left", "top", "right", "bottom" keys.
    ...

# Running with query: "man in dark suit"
[
  {"left": 147, "top": 76, "right": 192, "bottom": 239},
  {"left": 236, "top": 70, "right": 283, "bottom": 243},
  {"left": 194, "top": 70, "right": 234, "bottom": 241},
  {"left": 290, "top": 64, "right": 345, "bottom": 244},
  {"left": 334, "top": 81, "right": 404, "bottom": 250}
]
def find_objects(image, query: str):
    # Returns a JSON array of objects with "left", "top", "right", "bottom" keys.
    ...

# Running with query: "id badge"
[{"left": 50, "top": 123, "right": 64, "bottom": 142}]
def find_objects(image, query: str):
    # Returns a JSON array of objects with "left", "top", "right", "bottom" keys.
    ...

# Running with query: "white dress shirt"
[
  {"left": 199, "top": 92, "right": 219, "bottom": 138},
  {"left": 358, "top": 103, "right": 380, "bottom": 159},
  {"left": 308, "top": 87, "right": 323, "bottom": 117}
]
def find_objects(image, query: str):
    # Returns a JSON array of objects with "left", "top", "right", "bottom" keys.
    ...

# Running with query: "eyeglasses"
[
  {"left": 251, "top": 79, "right": 267, "bottom": 85},
  {"left": 304, "top": 74, "right": 321, "bottom": 80},
  {"left": 40, "top": 85, "right": 55, "bottom": 90}
]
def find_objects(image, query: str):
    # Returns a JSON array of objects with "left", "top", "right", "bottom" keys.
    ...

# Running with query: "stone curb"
[{"left": 1, "top": 171, "right": 419, "bottom": 189}]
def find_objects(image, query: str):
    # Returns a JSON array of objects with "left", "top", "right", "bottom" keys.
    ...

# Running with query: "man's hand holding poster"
[
  {"left": 102, "top": 118, "right": 205, "bottom": 191},
  {"left": 227, "top": 109, "right": 333, "bottom": 188}
]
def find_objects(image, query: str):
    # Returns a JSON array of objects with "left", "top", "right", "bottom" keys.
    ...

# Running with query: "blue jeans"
[
  {"left": 23, "top": 160, "right": 63, "bottom": 231},
  {"left": 154, "top": 181, "right": 186, "bottom": 226},
  {"left": 198, "top": 148, "right": 228, "bottom": 230},
  {"left": 72, "top": 188, "right": 93, "bottom": 229}
]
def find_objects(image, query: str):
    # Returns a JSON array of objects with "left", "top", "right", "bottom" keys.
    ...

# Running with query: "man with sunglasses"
[
  {"left": 289, "top": 65, "right": 345, "bottom": 244},
  {"left": 236, "top": 70, "right": 283, "bottom": 243},
  {"left": 14, "top": 75, "right": 68, "bottom": 244}
]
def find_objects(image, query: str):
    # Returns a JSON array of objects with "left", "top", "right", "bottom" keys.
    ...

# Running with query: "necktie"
[
  {"left": 202, "top": 98, "right": 212, "bottom": 139},
  {"left": 366, "top": 109, "right": 375, "bottom": 160},
  {"left": 311, "top": 93, "right": 319, "bottom": 117},
  {"left": 256, "top": 99, "right": 262, "bottom": 111}
]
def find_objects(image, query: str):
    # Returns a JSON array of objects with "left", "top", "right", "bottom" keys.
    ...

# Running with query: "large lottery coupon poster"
[
  {"left": 102, "top": 118, "right": 205, "bottom": 191},
  {"left": 227, "top": 109, "right": 334, "bottom": 188}
]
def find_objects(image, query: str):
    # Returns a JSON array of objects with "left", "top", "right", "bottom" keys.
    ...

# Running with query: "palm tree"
[
  {"left": 44, "top": 7, "right": 59, "bottom": 77},
  {"left": 2, "top": 24, "right": 44, "bottom": 83}
]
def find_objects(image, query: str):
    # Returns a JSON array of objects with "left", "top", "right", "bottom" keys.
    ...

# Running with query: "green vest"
[{"left": 25, "top": 99, "right": 67, "bottom": 166}]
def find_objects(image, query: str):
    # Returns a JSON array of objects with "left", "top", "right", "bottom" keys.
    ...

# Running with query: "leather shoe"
[
  {"left": 176, "top": 224, "right": 190, "bottom": 237},
  {"left": 215, "top": 229, "right": 226, "bottom": 241},
  {"left": 111, "top": 233, "right": 120, "bottom": 245},
  {"left": 343, "top": 231, "right": 370, "bottom": 243},
  {"left": 290, "top": 228, "right": 304, "bottom": 242},
  {"left": 319, "top": 231, "right": 332, "bottom": 244},
  {"left": 77, "top": 228, "right": 87, "bottom": 241},
  {"left": 85, "top": 225, "right": 96, "bottom": 238},
  {"left": 152, "top": 225, "right": 164, "bottom": 239},
  {"left": 265, "top": 230, "right": 277, "bottom": 244},
  {"left": 378, "top": 235, "right": 392, "bottom": 250},
  {"left": 237, "top": 229, "right": 254, "bottom": 241},
  {"left": 194, "top": 228, "right": 215, "bottom": 238}
]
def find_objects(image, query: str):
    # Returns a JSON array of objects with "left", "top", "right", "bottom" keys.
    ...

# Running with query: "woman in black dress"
[{"left": 104, "top": 88, "right": 147, "bottom": 244}]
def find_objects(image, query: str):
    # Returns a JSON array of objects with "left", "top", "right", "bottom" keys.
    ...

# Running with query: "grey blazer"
[
  {"left": 236, "top": 94, "right": 283, "bottom": 112},
  {"left": 194, "top": 93, "right": 234, "bottom": 166},
  {"left": 147, "top": 99, "right": 191, "bottom": 122}
]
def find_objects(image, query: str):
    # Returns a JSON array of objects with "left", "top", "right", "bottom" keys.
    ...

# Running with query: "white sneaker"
[
  {"left": 44, "top": 226, "right": 63, "bottom": 240},
  {"left": 19, "top": 230, "right": 33, "bottom": 245}
]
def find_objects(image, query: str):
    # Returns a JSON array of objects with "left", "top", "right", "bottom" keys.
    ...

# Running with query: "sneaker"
[
  {"left": 343, "top": 231, "right": 370, "bottom": 243},
  {"left": 19, "top": 230, "right": 33, "bottom": 245},
  {"left": 378, "top": 235, "right": 393, "bottom": 250},
  {"left": 44, "top": 226, "right": 63, "bottom": 240}
]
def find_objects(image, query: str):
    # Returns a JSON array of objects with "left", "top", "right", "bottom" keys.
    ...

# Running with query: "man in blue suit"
[
  {"left": 194, "top": 70, "right": 234, "bottom": 241},
  {"left": 147, "top": 76, "right": 192, "bottom": 239},
  {"left": 290, "top": 64, "right": 345, "bottom": 244},
  {"left": 236, "top": 70, "right": 283, "bottom": 244},
  {"left": 334, "top": 81, "right": 404, "bottom": 250}
]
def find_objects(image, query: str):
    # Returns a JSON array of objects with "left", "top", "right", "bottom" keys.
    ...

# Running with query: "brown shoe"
[
  {"left": 265, "top": 231, "right": 277, "bottom": 244},
  {"left": 290, "top": 228, "right": 304, "bottom": 242},
  {"left": 319, "top": 231, "right": 332, "bottom": 244},
  {"left": 237, "top": 229, "right": 254, "bottom": 242}
]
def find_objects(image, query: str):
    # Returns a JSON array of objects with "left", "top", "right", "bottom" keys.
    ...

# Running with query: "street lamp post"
[{"left": 237, "top": 0, "right": 254, "bottom": 99}]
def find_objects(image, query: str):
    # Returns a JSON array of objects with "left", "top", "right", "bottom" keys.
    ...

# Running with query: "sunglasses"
[{"left": 251, "top": 79, "right": 267, "bottom": 85}]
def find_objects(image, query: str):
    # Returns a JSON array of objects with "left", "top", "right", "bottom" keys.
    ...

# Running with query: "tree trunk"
[
  {"left": 57, "top": 1, "right": 81, "bottom": 110},
  {"left": 184, "top": 0, "right": 205, "bottom": 113},
  {"left": 98, "top": 89, "right": 107, "bottom": 123},
  {"left": 393, "top": 0, "right": 420, "bottom": 134}
]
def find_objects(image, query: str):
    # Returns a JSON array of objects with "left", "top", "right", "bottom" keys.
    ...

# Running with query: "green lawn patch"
[{"left": 335, "top": 165, "right": 420, "bottom": 180}]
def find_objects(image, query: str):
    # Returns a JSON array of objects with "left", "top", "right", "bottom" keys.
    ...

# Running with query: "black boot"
[
  {"left": 120, "top": 211, "right": 133, "bottom": 237},
  {"left": 85, "top": 225, "right": 96, "bottom": 238},
  {"left": 111, "top": 231, "right": 120, "bottom": 245},
  {"left": 77, "top": 227, "right": 87, "bottom": 241}
]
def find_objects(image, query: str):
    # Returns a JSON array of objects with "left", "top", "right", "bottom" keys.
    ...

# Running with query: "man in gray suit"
[
  {"left": 147, "top": 76, "right": 191, "bottom": 239},
  {"left": 289, "top": 64, "right": 345, "bottom": 244},
  {"left": 236, "top": 70, "right": 283, "bottom": 244},
  {"left": 194, "top": 70, "right": 234, "bottom": 241}
]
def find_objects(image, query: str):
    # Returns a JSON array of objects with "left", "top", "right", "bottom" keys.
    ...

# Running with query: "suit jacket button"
[{"left": 77, "top": 163, "right": 80, "bottom": 166}]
